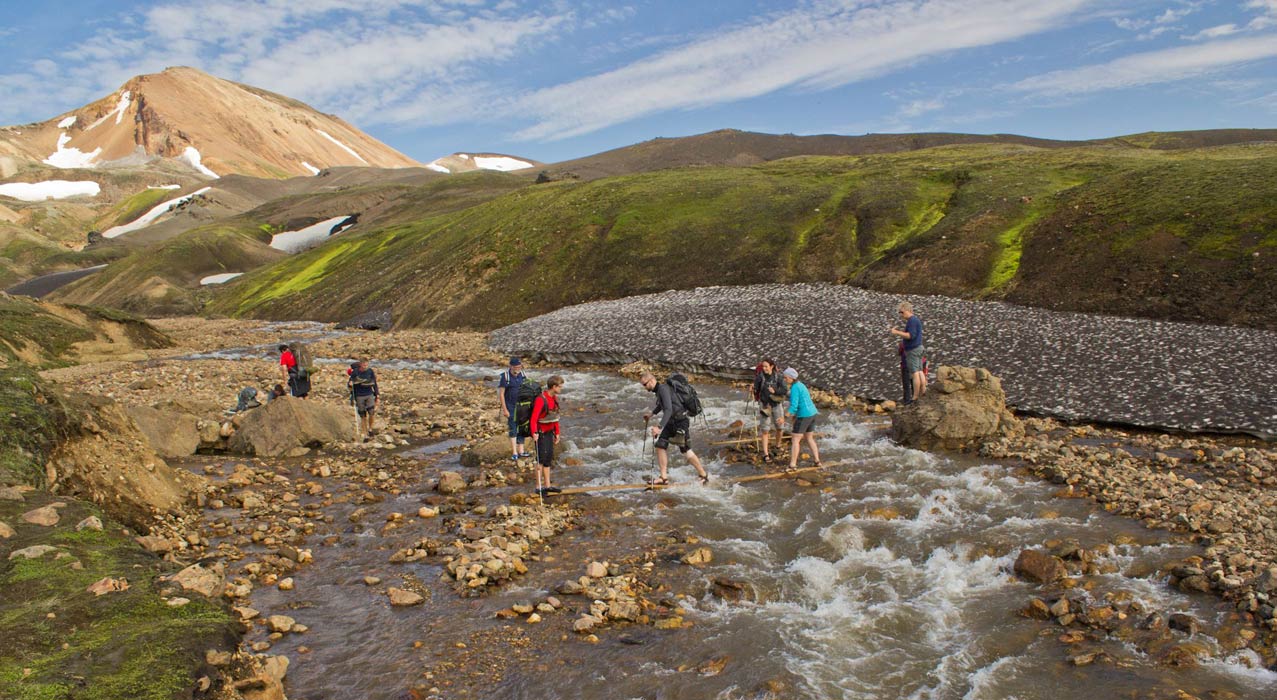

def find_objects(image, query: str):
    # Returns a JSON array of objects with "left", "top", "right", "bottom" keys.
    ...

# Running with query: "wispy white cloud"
[
  {"left": 1013, "top": 33, "right": 1277, "bottom": 95},
  {"left": 513, "top": 0, "right": 1094, "bottom": 141}
]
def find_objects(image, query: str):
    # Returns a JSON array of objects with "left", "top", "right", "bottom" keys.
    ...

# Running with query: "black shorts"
[
  {"left": 655, "top": 416, "right": 692, "bottom": 454},
  {"left": 792, "top": 415, "right": 818, "bottom": 435},
  {"left": 536, "top": 432, "right": 556, "bottom": 468}
]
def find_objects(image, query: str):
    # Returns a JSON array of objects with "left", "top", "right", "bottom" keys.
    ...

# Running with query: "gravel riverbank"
[{"left": 489, "top": 283, "right": 1277, "bottom": 437}]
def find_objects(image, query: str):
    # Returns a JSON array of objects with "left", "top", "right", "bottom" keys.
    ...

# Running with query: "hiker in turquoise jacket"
[{"left": 782, "top": 367, "right": 822, "bottom": 472}]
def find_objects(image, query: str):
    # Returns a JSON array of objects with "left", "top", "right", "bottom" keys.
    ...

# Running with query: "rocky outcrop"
[
  {"left": 45, "top": 395, "right": 205, "bottom": 529},
  {"left": 124, "top": 404, "right": 201, "bottom": 458},
  {"left": 891, "top": 366, "right": 1022, "bottom": 450},
  {"left": 228, "top": 396, "right": 353, "bottom": 457},
  {"left": 459, "top": 434, "right": 512, "bottom": 468}
]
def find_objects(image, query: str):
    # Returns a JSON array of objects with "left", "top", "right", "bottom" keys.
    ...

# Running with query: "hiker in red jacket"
[{"left": 530, "top": 375, "right": 565, "bottom": 496}]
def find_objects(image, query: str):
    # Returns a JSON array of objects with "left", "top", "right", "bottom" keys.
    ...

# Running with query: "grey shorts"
[
  {"left": 655, "top": 417, "right": 692, "bottom": 454},
  {"left": 758, "top": 405, "right": 784, "bottom": 430},
  {"left": 355, "top": 394, "right": 377, "bottom": 416},
  {"left": 905, "top": 346, "right": 926, "bottom": 374},
  {"left": 791, "top": 415, "right": 818, "bottom": 435}
]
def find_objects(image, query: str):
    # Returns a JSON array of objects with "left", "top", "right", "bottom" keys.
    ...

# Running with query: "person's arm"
[
  {"left": 371, "top": 371, "right": 379, "bottom": 399},
  {"left": 496, "top": 372, "right": 508, "bottom": 416},
  {"left": 657, "top": 384, "right": 674, "bottom": 430}
]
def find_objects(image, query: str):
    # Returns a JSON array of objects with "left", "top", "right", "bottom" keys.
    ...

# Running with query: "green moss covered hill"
[{"left": 205, "top": 139, "right": 1277, "bottom": 330}]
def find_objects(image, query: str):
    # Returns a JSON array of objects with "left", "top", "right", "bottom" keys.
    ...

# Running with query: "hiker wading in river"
[
  {"left": 497, "top": 357, "right": 530, "bottom": 462},
  {"left": 751, "top": 358, "right": 787, "bottom": 462},
  {"left": 890, "top": 301, "right": 927, "bottom": 404},
  {"left": 640, "top": 371, "right": 710, "bottom": 486},
  {"left": 530, "top": 375, "right": 564, "bottom": 496},
  {"left": 781, "top": 367, "right": 822, "bottom": 472},
  {"left": 348, "top": 359, "right": 380, "bottom": 440}
]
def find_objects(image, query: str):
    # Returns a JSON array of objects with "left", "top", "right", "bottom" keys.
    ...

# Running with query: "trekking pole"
[{"left": 535, "top": 435, "right": 543, "bottom": 507}]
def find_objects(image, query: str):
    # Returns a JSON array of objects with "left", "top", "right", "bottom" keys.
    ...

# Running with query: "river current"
[{"left": 185, "top": 349, "right": 1276, "bottom": 699}]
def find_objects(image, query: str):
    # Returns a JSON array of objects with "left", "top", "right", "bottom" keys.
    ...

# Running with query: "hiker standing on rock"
[
  {"left": 781, "top": 368, "right": 822, "bottom": 472},
  {"left": 530, "top": 375, "right": 564, "bottom": 496},
  {"left": 498, "top": 357, "right": 530, "bottom": 462},
  {"left": 752, "top": 358, "right": 787, "bottom": 462},
  {"left": 890, "top": 302, "right": 927, "bottom": 403},
  {"left": 348, "top": 359, "right": 380, "bottom": 440},
  {"left": 640, "top": 371, "right": 710, "bottom": 486},
  {"left": 278, "top": 344, "right": 308, "bottom": 398}
]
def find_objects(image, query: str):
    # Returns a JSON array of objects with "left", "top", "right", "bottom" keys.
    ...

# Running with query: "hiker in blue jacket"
[
  {"left": 890, "top": 301, "right": 927, "bottom": 404},
  {"left": 781, "top": 367, "right": 822, "bottom": 472},
  {"left": 497, "top": 357, "right": 529, "bottom": 461}
]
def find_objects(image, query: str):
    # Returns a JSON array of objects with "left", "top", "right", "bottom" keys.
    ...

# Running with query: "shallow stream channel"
[{"left": 177, "top": 351, "right": 1276, "bottom": 699}]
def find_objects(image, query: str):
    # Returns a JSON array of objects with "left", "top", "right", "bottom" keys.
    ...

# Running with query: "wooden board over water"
[
  {"left": 550, "top": 464, "right": 835, "bottom": 495},
  {"left": 708, "top": 433, "right": 828, "bottom": 446}
]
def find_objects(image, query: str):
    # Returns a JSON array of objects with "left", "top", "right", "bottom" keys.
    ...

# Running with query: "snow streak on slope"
[
  {"left": 315, "top": 129, "right": 367, "bottom": 164},
  {"left": 102, "top": 186, "right": 212, "bottom": 238},
  {"left": 0, "top": 180, "right": 101, "bottom": 201},
  {"left": 473, "top": 155, "right": 533, "bottom": 171},
  {"left": 179, "top": 147, "right": 219, "bottom": 178}
]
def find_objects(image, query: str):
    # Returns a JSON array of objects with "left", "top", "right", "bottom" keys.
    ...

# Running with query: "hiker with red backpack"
[
  {"left": 751, "top": 358, "right": 787, "bottom": 462},
  {"left": 640, "top": 371, "right": 710, "bottom": 486},
  {"left": 530, "top": 375, "right": 565, "bottom": 496}
]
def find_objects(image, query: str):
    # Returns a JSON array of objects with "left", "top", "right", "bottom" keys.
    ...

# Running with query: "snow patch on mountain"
[
  {"left": 178, "top": 147, "right": 219, "bottom": 178},
  {"left": 426, "top": 162, "right": 450, "bottom": 173},
  {"left": 102, "top": 186, "right": 212, "bottom": 238},
  {"left": 87, "top": 91, "right": 131, "bottom": 131},
  {"left": 200, "top": 272, "right": 243, "bottom": 285},
  {"left": 0, "top": 180, "right": 101, "bottom": 201},
  {"left": 57, "top": 116, "right": 77, "bottom": 129},
  {"left": 43, "top": 132, "right": 102, "bottom": 168},
  {"left": 474, "top": 156, "right": 533, "bottom": 171},
  {"left": 269, "top": 215, "right": 356, "bottom": 253},
  {"left": 315, "top": 129, "right": 367, "bottom": 164},
  {"left": 301, "top": 161, "right": 320, "bottom": 175}
]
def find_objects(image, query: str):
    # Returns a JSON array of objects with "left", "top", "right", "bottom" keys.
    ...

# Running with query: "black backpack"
[
  {"left": 514, "top": 379, "right": 541, "bottom": 438},
  {"left": 666, "top": 374, "right": 702, "bottom": 418}
]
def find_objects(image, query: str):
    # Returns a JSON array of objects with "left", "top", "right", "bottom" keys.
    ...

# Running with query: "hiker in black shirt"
[
  {"left": 751, "top": 358, "right": 787, "bottom": 462},
  {"left": 639, "top": 371, "right": 709, "bottom": 486}
]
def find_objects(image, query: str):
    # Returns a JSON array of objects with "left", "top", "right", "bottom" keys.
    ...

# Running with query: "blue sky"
[{"left": 1, "top": 0, "right": 1275, "bottom": 163}]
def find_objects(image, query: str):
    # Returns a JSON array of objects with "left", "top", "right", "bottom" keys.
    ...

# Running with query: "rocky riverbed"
[
  {"left": 488, "top": 283, "right": 1277, "bottom": 437},
  {"left": 11, "top": 317, "right": 1277, "bottom": 699}
]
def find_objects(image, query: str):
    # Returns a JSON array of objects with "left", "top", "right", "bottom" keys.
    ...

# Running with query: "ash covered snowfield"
[{"left": 490, "top": 283, "right": 1277, "bottom": 437}]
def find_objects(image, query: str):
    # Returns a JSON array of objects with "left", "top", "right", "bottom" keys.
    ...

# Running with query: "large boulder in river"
[
  {"left": 891, "top": 366, "right": 1021, "bottom": 450},
  {"left": 123, "top": 404, "right": 201, "bottom": 458},
  {"left": 228, "top": 397, "right": 353, "bottom": 457},
  {"left": 460, "top": 434, "right": 514, "bottom": 468}
]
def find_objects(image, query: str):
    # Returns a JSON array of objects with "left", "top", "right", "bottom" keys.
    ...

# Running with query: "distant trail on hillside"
[
  {"left": 490, "top": 284, "right": 1277, "bottom": 438},
  {"left": 7, "top": 265, "right": 107, "bottom": 298}
]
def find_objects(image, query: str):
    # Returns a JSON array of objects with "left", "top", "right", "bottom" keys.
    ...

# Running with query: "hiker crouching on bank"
[
  {"left": 497, "top": 357, "right": 530, "bottom": 462},
  {"left": 348, "top": 359, "right": 380, "bottom": 440},
  {"left": 781, "top": 368, "right": 822, "bottom": 472},
  {"left": 530, "top": 375, "right": 564, "bottom": 496},
  {"left": 752, "top": 358, "right": 787, "bottom": 462},
  {"left": 640, "top": 372, "right": 709, "bottom": 486}
]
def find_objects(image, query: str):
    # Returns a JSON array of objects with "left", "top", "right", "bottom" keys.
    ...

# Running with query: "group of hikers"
[
  {"left": 496, "top": 302, "right": 925, "bottom": 496},
  {"left": 233, "top": 343, "right": 383, "bottom": 442},
  {"left": 257, "top": 302, "right": 924, "bottom": 494}
]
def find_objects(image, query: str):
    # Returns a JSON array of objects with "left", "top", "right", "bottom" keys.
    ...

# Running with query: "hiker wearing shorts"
[
  {"left": 497, "top": 357, "right": 529, "bottom": 462},
  {"left": 530, "top": 375, "right": 564, "bottom": 496},
  {"left": 752, "top": 358, "right": 787, "bottom": 462},
  {"left": 348, "top": 359, "right": 379, "bottom": 439},
  {"left": 890, "top": 301, "right": 927, "bottom": 403},
  {"left": 640, "top": 371, "right": 709, "bottom": 486},
  {"left": 781, "top": 368, "right": 822, "bottom": 471}
]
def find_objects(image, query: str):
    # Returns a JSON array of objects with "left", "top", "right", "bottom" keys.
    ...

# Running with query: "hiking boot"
[
  {"left": 545, "top": 486, "right": 562, "bottom": 494},
  {"left": 518, "top": 452, "right": 532, "bottom": 459},
  {"left": 511, "top": 455, "right": 521, "bottom": 462}
]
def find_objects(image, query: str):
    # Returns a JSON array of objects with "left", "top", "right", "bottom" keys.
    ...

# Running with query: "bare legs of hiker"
[
  {"left": 787, "top": 432, "right": 822, "bottom": 472},
  {"left": 654, "top": 446, "right": 708, "bottom": 485}
]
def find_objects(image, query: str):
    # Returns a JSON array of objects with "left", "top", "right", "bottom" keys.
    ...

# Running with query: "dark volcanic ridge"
[{"left": 490, "top": 284, "right": 1277, "bottom": 438}]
